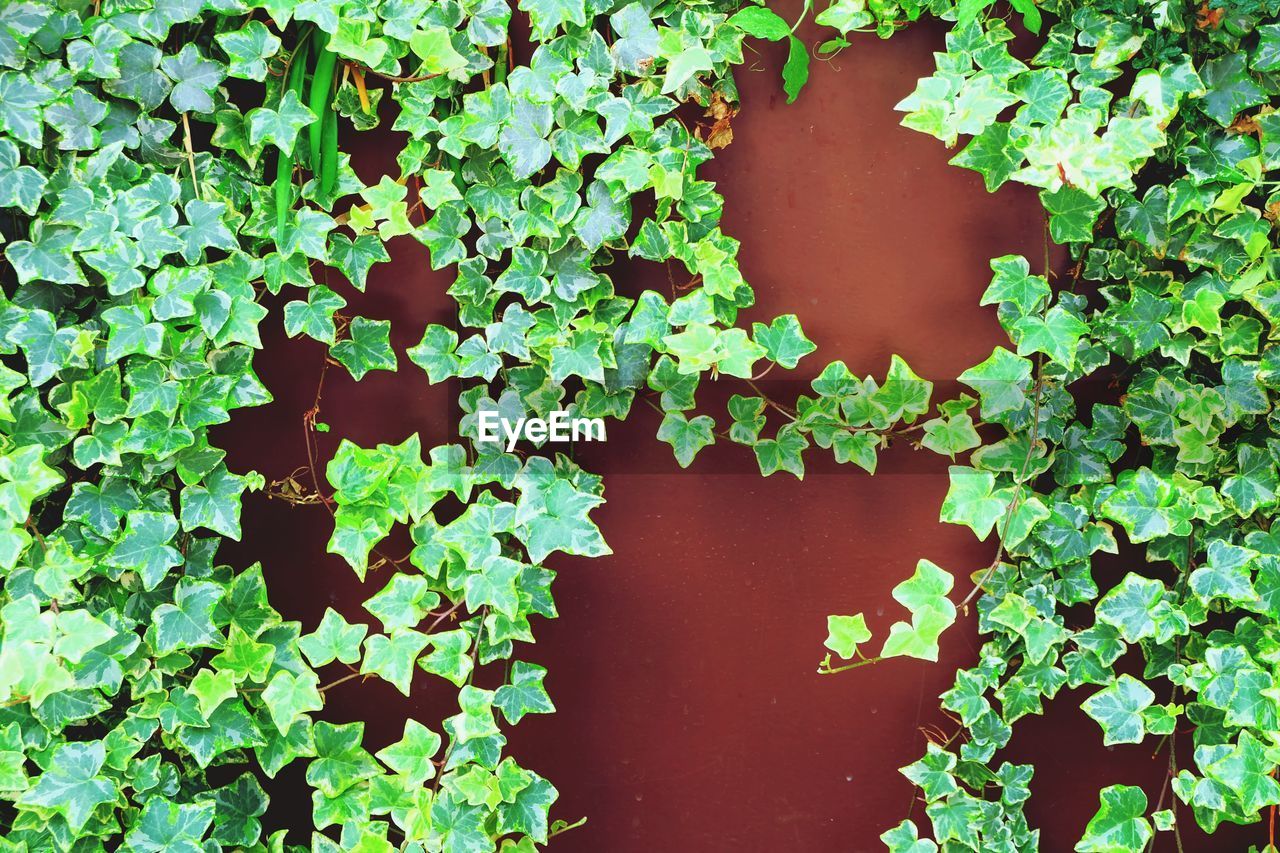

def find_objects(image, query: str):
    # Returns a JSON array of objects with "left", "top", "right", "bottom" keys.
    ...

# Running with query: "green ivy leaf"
[
  {"left": 499, "top": 99, "right": 553, "bottom": 180},
  {"left": 902, "top": 743, "right": 959, "bottom": 802},
  {"left": 246, "top": 89, "right": 316, "bottom": 154},
  {"left": 782, "top": 35, "right": 810, "bottom": 104},
  {"left": 980, "top": 255, "right": 1048, "bottom": 316},
  {"left": 1095, "top": 573, "right": 1164, "bottom": 643},
  {"left": 104, "top": 42, "right": 172, "bottom": 109},
  {"left": 0, "top": 137, "right": 46, "bottom": 214},
  {"left": 215, "top": 21, "right": 281, "bottom": 81},
  {"left": 463, "top": 556, "right": 521, "bottom": 617},
  {"left": 160, "top": 44, "right": 225, "bottom": 113},
  {"left": 1042, "top": 186, "right": 1106, "bottom": 243},
  {"left": 188, "top": 668, "right": 237, "bottom": 719},
  {"left": 105, "top": 510, "right": 181, "bottom": 590},
  {"left": 574, "top": 179, "right": 628, "bottom": 251},
  {"left": 921, "top": 414, "right": 981, "bottom": 458},
  {"left": 1202, "top": 731, "right": 1280, "bottom": 815},
  {"left": 102, "top": 304, "right": 164, "bottom": 363},
  {"left": 375, "top": 719, "right": 441, "bottom": 785},
  {"left": 408, "top": 26, "right": 468, "bottom": 74},
  {"left": 123, "top": 798, "right": 215, "bottom": 852},
  {"left": 754, "top": 423, "right": 808, "bottom": 479},
  {"left": 299, "top": 607, "right": 368, "bottom": 668},
  {"left": 1076, "top": 785, "right": 1152, "bottom": 853},
  {"left": 332, "top": 317, "right": 397, "bottom": 380},
  {"left": 950, "top": 122, "right": 1026, "bottom": 191},
  {"left": 202, "top": 773, "right": 269, "bottom": 847},
  {"left": 1082, "top": 675, "right": 1154, "bottom": 745},
  {"left": 519, "top": 479, "right": 609, "bottom": 562},
  {"left": 1198, "top": 54, "right": 1266, "bottom": 127},
  {"left": 408, "top": 324, "right": 461, "bottom": 383},
  {"left": 610, "top": 4, "right": 659, "bottom": 74},
  {"left": 179, "top": 465, "right": 247, "bottom": 539},
  {"left": 824, "top": 613, "right": 872, "bottom": 659},
  {"left": 497, "top": 773, "right": 557, "bottom": 843},
  {"left": 897, "top": 69, "right": 1017, "bottom": 146},
  {"left": 152, "top": 579, "right": 223, "bottom": 654},
  {"left": 939, "top": 467, "right": 1007, "bottom": 540},
  {"left": 329, "top": 233, "right": 390, "bottom": 291},
  {"left": 752, "top": 315, "right": 817, "bottom": 369},
  {"left": 261, "top": 670, "right": 324, "bottom": 735},
  {"left": 1009, "top": 306, "right": 1088, "bottom": 369},
  {"left": 657, "top": 411, "right": 716, "bottom": 468},
  {"left": 881, "top": 820, "right": 938, "bottom": 853},
  {"left": 661, "top": 41, "right": 713, "bottom": 94},
  {"left": 495, "top": 661, "right": 555, "bottom": 724},
  {"left": 419, "top": 629, "right": 474, "bottom": 687},
  {"left": 365, "top": 574, "right": 440, "bottom": 632},
  {"left": 360, "top": 629, "right": 431, "bottom": 695},
  {"left": 730, "top": 7, "right": 791, "bottom": 40},
  {"left": 879, "top": 560, "right": 956, "bottom": 662},
  {"left": 1099, "top": 468, "right": 1193, "bottom": 543},
  {"left": 306, "top": 721, "right": 380, "bottom": 798},
  {"left": 284, "top": 285, "right": 347, "bottom": 345},
  {"left": 876, "top": 355, "right": 932, "bottom": 424},
  {"left": 18, "top": 741, "right": 118, "bottom": 833}
]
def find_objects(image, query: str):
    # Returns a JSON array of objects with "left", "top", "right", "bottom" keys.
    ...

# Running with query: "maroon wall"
[{"left": 217, "top": 18, "right": 1269, "bottom": 852}]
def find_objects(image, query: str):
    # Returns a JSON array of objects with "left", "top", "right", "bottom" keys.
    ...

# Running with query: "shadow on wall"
[{"left": 215, "top": 12, "right": 1267, "bottom": 853}]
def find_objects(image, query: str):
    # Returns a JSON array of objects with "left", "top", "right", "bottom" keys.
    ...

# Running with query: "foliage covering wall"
[{"left": 1, "top": 0, "right": 1280, "bottom": 850}]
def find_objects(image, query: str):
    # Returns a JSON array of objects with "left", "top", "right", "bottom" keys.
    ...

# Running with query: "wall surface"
[{"left": 217, "top": 16, "right": 1270, "bottom": 852}]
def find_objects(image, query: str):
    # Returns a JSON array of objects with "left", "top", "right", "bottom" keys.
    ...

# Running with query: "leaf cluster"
[{"left": 808, "top": 1, "right": 1280, "bottom": 848}]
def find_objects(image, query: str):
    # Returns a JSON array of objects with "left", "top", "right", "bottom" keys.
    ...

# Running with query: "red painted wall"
[{"left": 217, "top": 18, "right": 1269, "bottom": 852}]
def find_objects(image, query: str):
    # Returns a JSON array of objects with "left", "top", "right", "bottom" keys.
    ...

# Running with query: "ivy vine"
[
  {"left": 2, "top": 0, "right": 1279, "bottom": 849},
  {"left": 0, "top": 0, "right": 835, "bottom": 848},
  {"left": 805, "top": 0, "right": 1280, "bottom": 849}
]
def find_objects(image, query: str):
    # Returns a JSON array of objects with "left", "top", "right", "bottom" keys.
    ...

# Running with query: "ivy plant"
[
  {"left": 7, "top": 0, "right": 1280, "bottom": 849},
  {"left": 802, "top": 0, "right": 1280, "bottom": 848},
  {"left": 0, "top": 0, "right": 611, "bottom": 848},
  {"left": 0, "top": 0, "right": 905, "bottom": 848}
]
